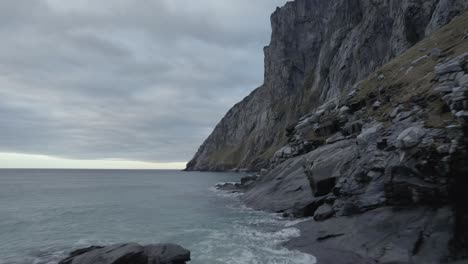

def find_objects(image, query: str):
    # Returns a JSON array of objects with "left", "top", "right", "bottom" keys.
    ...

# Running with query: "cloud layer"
[{"left": 0, "top": 0, "right": 287, "bottom": 162}]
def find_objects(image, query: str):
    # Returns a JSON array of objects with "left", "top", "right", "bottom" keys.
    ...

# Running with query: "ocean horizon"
[{"left": 0, "top": 169, "right": 315, "bottom": 264}]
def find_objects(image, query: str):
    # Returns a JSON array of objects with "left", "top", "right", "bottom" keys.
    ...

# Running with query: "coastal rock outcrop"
[
  {"left": 215, "top": 10, "right": 468, "bottom": 263},
  {"left": 186, "top": 0, "right": 468, "bottom": 172},
  {"left": 58, "top": 243, "right": 190, "bottom": 264}
]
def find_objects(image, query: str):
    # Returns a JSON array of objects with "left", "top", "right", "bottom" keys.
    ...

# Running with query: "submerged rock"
[{"left": 58, "top": 243, "right": 190, "bottom": 264}]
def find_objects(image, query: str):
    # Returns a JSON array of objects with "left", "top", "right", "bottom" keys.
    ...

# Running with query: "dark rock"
[
  {"left": 59, "top": 243, "right": 190, "bottom": 264},
  {"left": 240, "top": 175, "right": 258, "bottom": 185},
  {"left": 285, "top": 207, "right": 454, "bottom": 264},
  {"left": 313, "top": 204, "right": 335, "bottom": 221},
  {"left": 144, "top": 244, "right": 191, "bottom": 264},
  {"left": 377, "top": 138, "right": 388, "bottom": 150}
]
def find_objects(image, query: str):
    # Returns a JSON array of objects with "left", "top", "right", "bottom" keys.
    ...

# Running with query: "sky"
[{"left": 0, "top": 0, "right": 288, "bottom": 169}]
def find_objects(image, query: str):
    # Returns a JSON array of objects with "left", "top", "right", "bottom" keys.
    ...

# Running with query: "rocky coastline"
[{"left": 189, "top": 0, "right": 468, "bottom": 263}]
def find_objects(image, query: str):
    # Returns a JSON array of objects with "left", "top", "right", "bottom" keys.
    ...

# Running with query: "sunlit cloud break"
[{"left": 0, "top": 153, "right": 186, "bottom": 169}]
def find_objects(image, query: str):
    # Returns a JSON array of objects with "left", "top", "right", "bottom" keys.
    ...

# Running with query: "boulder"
[
  {"left": 314, "top": 204, "right": 335, "bottom": 221},
  {"left": 59, "top": 243, "right": 190, "bottom": 264},
  {"left": 396, "top": 126, "right": 425, "bottom": 149},
  {"left": 240, "top": 175, "right": 258, "bottom": 185},
  {"left": 436, "top": 62, "right": 462, "bottom": 75},
  {"left": 357, "top": 123, "right": 384, "bottom": 146}
]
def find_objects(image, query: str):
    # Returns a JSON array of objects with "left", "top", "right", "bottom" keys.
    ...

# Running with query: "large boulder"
[
  {"left": 396, "top": 126, "right": 426, "bottom": 149},
  {"left": 58, "top": 243, "right": 190, "bottom": 264}
]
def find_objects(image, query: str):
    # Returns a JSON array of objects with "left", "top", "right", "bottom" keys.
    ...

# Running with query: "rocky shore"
[
  {"left": 192, "top": 0, "right": 468, "bottom": 263},
  {"left": 58, "top": 243, "right": 190, "bottom": 264}
]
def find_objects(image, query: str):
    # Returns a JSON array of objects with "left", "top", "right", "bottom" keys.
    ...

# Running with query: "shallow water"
[{"left": 0, "top": 169, "right": 315, "bottom": 264}]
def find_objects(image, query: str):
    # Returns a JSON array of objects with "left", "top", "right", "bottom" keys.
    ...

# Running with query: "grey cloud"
[{"left": 0, "top": 0, "right": 288, "bottom": 162}]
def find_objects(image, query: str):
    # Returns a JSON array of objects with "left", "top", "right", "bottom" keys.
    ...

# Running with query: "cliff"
[
  {"left": 186, "top": 0, "right": 468, "bottom": 171},
  {"left": 217, "top": 10, "right": 468, "bottom": 263}
]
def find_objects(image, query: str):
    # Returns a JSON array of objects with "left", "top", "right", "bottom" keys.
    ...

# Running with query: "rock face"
[
  {"left": 186, "top": 0, "right": 468, "bottom": 172},
  {"left": 213, "top": 10, "right": 468, "bottom": 263},
  {"left": 58, "top": 243, "right": 190, "bottom": 264}
]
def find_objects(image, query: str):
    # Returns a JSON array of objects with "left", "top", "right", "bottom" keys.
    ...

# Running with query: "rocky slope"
[
  {"left": 186, "top": 0, "right": 468, "bottom": 172},
  {"left": 220, "top": 12, "right": 468, "bottom": 263}
]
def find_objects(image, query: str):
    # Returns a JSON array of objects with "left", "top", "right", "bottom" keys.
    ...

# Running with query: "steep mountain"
[
  {"left": 186, "top": 0, "right": 468, "bottom": 172},
  {"left": 217, "top": 10, "right": 468, "bottom": 263}
]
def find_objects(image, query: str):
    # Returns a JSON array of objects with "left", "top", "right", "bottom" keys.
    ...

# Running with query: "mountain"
[{"left": 186, "top": 0, "right": 468, "bottom": 172}]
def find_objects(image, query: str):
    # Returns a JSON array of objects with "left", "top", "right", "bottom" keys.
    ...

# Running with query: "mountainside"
[
  {"left": 186, "top": 0, "right": 468, "bottom": 172},
  {"left": 217, "top": 10, "right": 468, "bottom": 263}
]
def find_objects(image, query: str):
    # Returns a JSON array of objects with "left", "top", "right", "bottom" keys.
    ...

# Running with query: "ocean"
[{"left": 0, "top": 169, "right": 315, "bottom": 264}]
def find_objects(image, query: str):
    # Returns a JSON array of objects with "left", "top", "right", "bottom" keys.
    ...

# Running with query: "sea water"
[{"left": 0, "top": 169, "right": 315, "bottom": 264}]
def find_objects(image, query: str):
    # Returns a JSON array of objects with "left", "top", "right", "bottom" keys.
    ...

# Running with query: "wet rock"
[
  {"left": 240, "top": 175, "right": 258, "bottom": 185},
  {"left": 58, "top": 243, "right": 190, "bottom": 264},
  {"left": 285, "top": 207, "right": 454, "bottom": 264},
  {"left": 314, "top": 204, "right": 335, "bottom": 221}
]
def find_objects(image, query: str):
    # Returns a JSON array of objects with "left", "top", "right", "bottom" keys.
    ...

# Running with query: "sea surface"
[{"left": 0, "top": 169, "right": 315, "bottom": 264}]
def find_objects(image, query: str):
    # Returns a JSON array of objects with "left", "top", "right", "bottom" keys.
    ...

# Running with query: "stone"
[
  {"left": 455, "top": 111, "right": 468, "bottom": 118},
  {"left": 430, "top": 48, "right": 443, "bottom": 58},
  {"left": 396, "top": 127, "right": 425, "bottom": 149},
  {"left": 459, "top": 74, "right": 468, "bottom": 87},
  {"left": 339, "top": 106, "right": 350, "bottom": 113},
  {"left": 144, "top": 244, "right": 191, "bottom": 264},
  {"left": 389, "top": 105, "right": 404, "bottom": 118},
  {"left": 434, "top": 85, "right": 454, "bottom": 93},
  {"left": 326, "top": 132, "right": 346, "bottom": 144},
  {"left": 357, "top": 123, "right": 384, "bottom": 145},
  {"left": 372, "top": 100, "right": 382, "bottom": 110},
  {"left": 58, "top": 243, "right": 190, "bottom": 264},
  {"left": 285, "top": 207, "right": 454, "bottom": 264},
  {"left": 437, "top": 144, "right": 450, "bottom": 154},
  {"left": 240, "top": 175, "right": 258, "bottom": 185},
  {"left": 435, "top": 61, "right": 462, "bottom": 75},
  {"left": 314, "top": 204, "right": 335, "bottom": 221},
  {"left": 394, "top": 111, "right": 413, "bottom": 122},
  {"left": 341, "top": 120, "right": 363, "bottom": 136}
]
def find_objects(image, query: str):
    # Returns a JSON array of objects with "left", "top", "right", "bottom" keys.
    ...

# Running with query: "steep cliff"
[
  {"left": 186, "top": 0, "right": 468, "bottom": 171},
  {"left": 218, "top": 11, "right": 468, "bottom": 262}
]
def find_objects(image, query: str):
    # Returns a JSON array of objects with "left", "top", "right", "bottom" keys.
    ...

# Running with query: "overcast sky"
[{"left": 0, "top": 0, "right": 288, "bottom": 169}]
